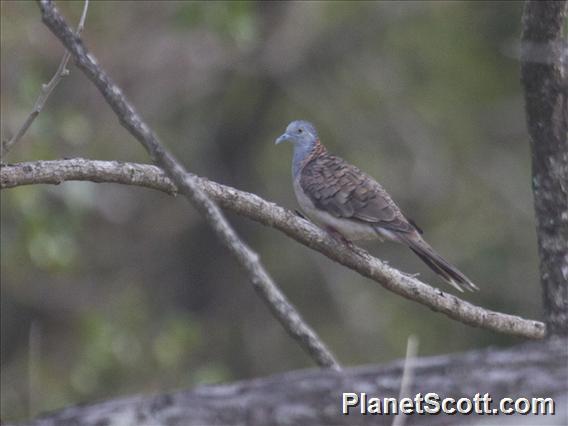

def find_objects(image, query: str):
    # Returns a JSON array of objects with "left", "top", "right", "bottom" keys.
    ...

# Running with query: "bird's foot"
[{"left": 325, "top": 227, "right": 357, "bottom": 251}]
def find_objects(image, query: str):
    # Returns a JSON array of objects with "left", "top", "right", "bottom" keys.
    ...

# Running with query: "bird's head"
[{"left": 275, "top": 120, "right": 319, "bottom": 148}]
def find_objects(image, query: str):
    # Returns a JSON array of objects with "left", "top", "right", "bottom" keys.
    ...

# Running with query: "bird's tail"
[{"left": 397, "top": 233, "right": 478, "bottom": 292}]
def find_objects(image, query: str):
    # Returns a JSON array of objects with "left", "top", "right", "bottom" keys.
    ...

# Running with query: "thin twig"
[
  {"left": 1, "top": 0, "right": 89, "bottom": 159},
  {"left": 392, "top": 335, "right": 419, "bottom": 426},
  {"left": 36, "top": 0, "right": 341, "bottom": 371},
  {"left": 28, "top": 322, "right": 41, "bottom": 420},
  {"left": 0, "top": 159, "right": 547, "bottom": 340}
]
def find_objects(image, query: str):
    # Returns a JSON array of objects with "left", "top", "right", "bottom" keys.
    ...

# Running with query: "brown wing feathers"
[
  {"left": 299, "top": 150, "right": 477, "bottom": 292},
  {"left": 300, "top": 153, "right": 413, "bottom": 232}
]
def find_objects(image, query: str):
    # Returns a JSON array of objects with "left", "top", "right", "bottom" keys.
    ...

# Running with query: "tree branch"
[
  {"left": 1, "top": 0, "right": 89, "bottom": 159},
  {"left": 14, "top": 337, "right": 568, "bottom": 426},
  {"left": 35, "top": 0, "right": 340, "bottom": 371},
  {"left": 0, "top": 159, "right": 546, "bottom": 340},
  {"left": 521, "top": 0, "right": 568, "bottom": 336}
]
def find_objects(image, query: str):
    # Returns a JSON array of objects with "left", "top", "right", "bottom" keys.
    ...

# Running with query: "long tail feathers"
[{"left": 397, "top": 233, "right": 478, "bottom": 292}]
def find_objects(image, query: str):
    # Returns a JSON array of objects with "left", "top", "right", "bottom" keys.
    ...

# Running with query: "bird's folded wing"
[{"left": 300, "top": 154, "right": 414, "bottom": 233}]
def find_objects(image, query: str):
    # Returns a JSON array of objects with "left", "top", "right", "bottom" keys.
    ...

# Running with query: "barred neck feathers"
[{"left": 292, "top": 139, "right": 327, "bottom": 178}]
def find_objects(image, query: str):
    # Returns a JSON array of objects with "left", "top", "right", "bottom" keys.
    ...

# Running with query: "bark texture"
[
  {"left": 15, "top": 338, "right": 568, "bottom": 426},
  {"left": 521, "top": 0, "right": 568, "bottom": 336}
]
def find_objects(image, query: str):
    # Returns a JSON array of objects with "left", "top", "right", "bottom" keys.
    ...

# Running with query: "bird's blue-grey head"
[
  {"left": 275, "top": 120, "right": 319, "bottom": 177},
  {"left": 275, "top": 120, "right": 318, "bottom": 146}
]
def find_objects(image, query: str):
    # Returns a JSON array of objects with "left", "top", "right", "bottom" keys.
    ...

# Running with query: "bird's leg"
[{"left": 325, "top": 226, "right": 356, "bottom": 250}]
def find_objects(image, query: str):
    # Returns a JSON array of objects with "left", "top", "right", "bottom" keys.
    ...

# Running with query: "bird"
[{"left": 275, "top": 120, "right": 478, "bottom": 292}]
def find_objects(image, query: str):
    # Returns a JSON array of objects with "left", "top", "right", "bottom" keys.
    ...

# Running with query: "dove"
[{"left": 276, "top": 120, "right": 478, "bottom": 292}]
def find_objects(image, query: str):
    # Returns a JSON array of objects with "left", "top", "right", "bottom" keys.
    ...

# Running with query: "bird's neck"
[{"left": 292, "top": 139, "right": 326, "bottom": 177}]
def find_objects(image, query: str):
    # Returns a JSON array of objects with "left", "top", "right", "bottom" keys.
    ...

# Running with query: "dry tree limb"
[
  {"left": 13, "top": 337, "right": 568, "bottom": 426},
  {"left": 0, "top": 159, "right": 546, "bottom": 340}
]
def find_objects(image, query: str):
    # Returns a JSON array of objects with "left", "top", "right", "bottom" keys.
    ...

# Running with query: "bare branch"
[
  {"left": 35, "top": 0, "right": 340, "bottom": 371},
  {"left": 0, "top": 159, "right": 547, "bottom": 340},
  {"left": 75, "top": 0, "right": 89, "bottom": 34},
  {"left": 1, "top": 0, "right": 89, "bottom": 158},
  {"left": 13, "top": 338, "right": 568, "bottom": 426}
]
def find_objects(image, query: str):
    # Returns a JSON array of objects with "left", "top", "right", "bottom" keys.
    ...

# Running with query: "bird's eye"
[{"left": 298, "top": 128, "right": 303, "bottom": 134}]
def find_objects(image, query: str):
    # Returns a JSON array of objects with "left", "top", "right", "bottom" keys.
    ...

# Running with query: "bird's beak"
[{"left": 275, "top": 132, "right": 291, "bottom": 145}]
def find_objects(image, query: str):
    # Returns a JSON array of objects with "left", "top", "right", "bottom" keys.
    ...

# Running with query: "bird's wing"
[{"left": 300, "top": 153, "right": 416, "bottom": 233}]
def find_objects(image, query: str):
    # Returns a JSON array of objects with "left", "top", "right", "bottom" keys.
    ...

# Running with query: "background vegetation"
[{"left": 1, "top": 1, "right": 540, "bottom": 422}]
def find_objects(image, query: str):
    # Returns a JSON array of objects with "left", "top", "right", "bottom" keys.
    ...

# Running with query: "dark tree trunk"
[{"left": 520, "top": 0, "right": 568, "bottom": 336}]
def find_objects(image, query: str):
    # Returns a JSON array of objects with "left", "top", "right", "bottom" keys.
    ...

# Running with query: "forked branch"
[{"left": 34, "top": 0, "right": 340, "bottom": 371}]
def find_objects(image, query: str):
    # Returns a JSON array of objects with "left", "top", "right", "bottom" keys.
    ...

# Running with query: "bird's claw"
[{"left": 324, "top": 227, "right": 365, "bottom": 255}]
